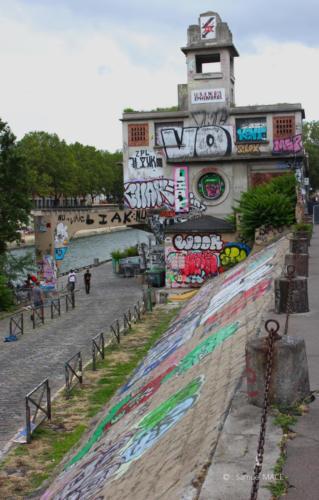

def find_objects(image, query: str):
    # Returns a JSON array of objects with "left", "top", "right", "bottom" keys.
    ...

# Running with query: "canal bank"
[{"left": 0, "top": 260, "right": 145, "bottom": 458}]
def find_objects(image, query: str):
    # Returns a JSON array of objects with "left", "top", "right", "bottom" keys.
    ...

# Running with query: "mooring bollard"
[
  {"left": 284, "top": 252, "right": 309, "bottom": 277},
  {"left": 275, "top": 267, "right": 309, "bottom": 314},
  {"left": 246, "top": 320, "right": 310, "bottom": 407},
  {"left": 289, "top": 237, "right": 308, "bottom": 255}
]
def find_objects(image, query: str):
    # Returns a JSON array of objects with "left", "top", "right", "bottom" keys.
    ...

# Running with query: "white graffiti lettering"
[
  {"left": 128, "top": 150, "right": 163, "bottom": 173},
  {"left": 124, "top": 178, "right": 175, "bottom": 209},
  {"left": 173, "top": 234, "right": 223, "bottom": 251},
  {"left": 189, "top": 192, "right": 206, "bottom": 212},
  {"left": 161, "top": 125, "right": 232, "bottom": 160}
]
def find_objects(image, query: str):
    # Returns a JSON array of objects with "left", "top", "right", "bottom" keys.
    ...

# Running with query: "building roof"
[
  {"left": 165, "top": 215, "right": 235, "bottom": 234},
  {"left": 121, "top": 103, "right": 305, "bottom": 122},
  {"left": 180, "top": 42, "right": 239, "bottom": 57}
]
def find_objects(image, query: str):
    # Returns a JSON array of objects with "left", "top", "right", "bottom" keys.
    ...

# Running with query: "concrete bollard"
[
  {"left": 284, "top": 253, "right": 309, "bottom": 277},
  {"left": 289, "top": 237, "right": 308, "bottom": 255},
  {"left": 93, "top": 258, "right": 99, "bottom": 266},
  {"left": 246, "top": 335, "right": 310, "bottom": 407},
  {"left": 275, "top": 275, "right": 309, "bottom": 313}
]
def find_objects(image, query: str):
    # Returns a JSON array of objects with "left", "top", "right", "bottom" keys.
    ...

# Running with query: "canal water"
[{"left": 11, "top": 228, "right": 152, "bottom": 274}]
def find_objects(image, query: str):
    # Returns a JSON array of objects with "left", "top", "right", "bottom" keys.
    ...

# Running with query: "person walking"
[
  {"left": 32, "top": 281, "right": 44, "bottom": 320},
  {"left": 84, "top": 269, "right": 92, "bottom": 294},
  {"left": 67, "top": 269, "right": 77, "bottom": 292}
]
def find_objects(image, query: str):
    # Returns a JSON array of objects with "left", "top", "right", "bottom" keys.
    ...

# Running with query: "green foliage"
[
  {"left": 0, "top": 274, "right": 14, "bottom": 310},
  {"left": 273, "top": 412, "right": 298, "bottom": 433},
  {"left": 237, "top": 174, "right": 296, "bottom": 241},
  {"left": 292, "top": 222, "right": 313, "bottom": 235},
  {"left": 17, "top": 132, "right": 123, "bottom": 204},
  {"left": 0, "top": 119, "right": 32, "bottom": 254},
  {"left": 303, "top": 121, "right": 319, "bottom": 189},
  {"left": 111, "top": 245, "right": 138, "bottom": 260}
]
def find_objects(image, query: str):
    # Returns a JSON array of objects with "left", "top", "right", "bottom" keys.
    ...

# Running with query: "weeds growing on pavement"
[
  {"left": 266, "top": 403, "right": 305, "bottom": 498},
  {"left": 0, "top": 304, "right": 180, "bottom": 498}
]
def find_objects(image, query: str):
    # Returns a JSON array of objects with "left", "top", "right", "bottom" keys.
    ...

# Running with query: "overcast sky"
[{"left": 1, "top": 0, "right": 318, "bottom": 151}]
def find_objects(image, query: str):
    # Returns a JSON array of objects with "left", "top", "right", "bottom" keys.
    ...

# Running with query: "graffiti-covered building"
[{"left": 121, "top": 11, "right": 306, "bottom": 288}]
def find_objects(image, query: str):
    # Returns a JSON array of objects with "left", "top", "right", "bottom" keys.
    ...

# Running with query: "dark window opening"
[{"left": 196, "top": 53, "right": 221, "bottom": 74}]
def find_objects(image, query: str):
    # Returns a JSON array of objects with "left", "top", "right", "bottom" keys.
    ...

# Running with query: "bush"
[
  {"left": 0, "top": 275, "right": 14, "bottom": 311},
  {"left": 237, "top": 174, "right": 297, "bottom": 242},
  {"left": 111, "top": 245, "right": 138, "bottom": 260}
]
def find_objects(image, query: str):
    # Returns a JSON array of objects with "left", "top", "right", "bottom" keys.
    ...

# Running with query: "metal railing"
[
  {"left": 31, "top": 305, "right": 45, "bottom": 329},
  {"left": 65, "top": 352, "right": 83, "bottom": 398},
  {"left": 25, "top": 378, "right": 51, "bottom": 443},
  {"left": 10, "top": 312, "right": 24, "bottom": 337},
  {"left": 111, "top": 319, "right": 121, "bottom": 344},
  {"left": 50, "top": 298, "right": 61, "bottom": 319},
  {"left": 65, "top": 292, "right": 75, "bottom": 312},
  {"left": 92, "top": 332, "right": 105, "bottom": 371},
  {"left": 123, "top": 310, "right": 132, "bottom": 334}
]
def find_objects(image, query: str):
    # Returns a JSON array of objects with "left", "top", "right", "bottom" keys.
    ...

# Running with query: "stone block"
[
  {"left": 275, "top": 276, "right": 309, "bottom": 313},
  {"left": 246, "top": 336, "right": 310, "bottom": 408},
  {"left": 284, "top": 253, "right": 309, "bottom": 277}
]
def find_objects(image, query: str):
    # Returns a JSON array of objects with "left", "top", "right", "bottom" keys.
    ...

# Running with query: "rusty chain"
[
  {"left": 250, "top": 319, "right": 281, "bottom": 500},
  {"left": 284, "top": 264, "right": 295, "bottom": 335}
]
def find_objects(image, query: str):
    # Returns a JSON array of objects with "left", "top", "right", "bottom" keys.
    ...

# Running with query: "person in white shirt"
[{"left": 67, "top": 269, "right": 76, "bottom": 292}]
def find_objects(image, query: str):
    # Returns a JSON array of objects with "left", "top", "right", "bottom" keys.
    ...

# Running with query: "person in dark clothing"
[{"left": 84, "top": 269, "right": 91, "bottom": 294}]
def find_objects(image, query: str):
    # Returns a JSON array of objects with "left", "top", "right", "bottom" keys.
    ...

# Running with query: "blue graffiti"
[{"left": 237, "top": 127, "right": 267, "bottom": 142}]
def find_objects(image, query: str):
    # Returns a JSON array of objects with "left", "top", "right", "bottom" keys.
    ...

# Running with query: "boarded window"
[
  {"left": 128, "top": 124, "right": 149, "bottom": 146},
  {"left": 273, "top": 116, "right": 295, "bottom": 139}
]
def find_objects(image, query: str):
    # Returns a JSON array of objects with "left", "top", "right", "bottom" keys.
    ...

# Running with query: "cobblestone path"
[{"left": 0, "top": 262, "right": 143, "bottom": 456}]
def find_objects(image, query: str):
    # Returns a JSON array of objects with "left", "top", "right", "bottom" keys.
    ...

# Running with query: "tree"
[
  {"left": 303, "top": 121, "right": 319, "bottom": 189},
  {"left": 0, "top": 119, "right": 31, "bottom": 255},
  {"left": 17, "top": 132, "right": 76, "bottom": 205}
]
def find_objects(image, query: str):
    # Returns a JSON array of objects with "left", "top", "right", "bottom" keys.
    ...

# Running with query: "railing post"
[
  {"left": 58, "top": 298, "right": 61, "bottom": 316},
  {"left": 101, "top": 332, "right": 105, "bottom": 359},
  {"left": 71, "top": 292, "right": 75, "bottom": 309},
  {"left": 65, "top": 295, "right": 69, "bottom": 312},
  {"left": 51, "top": 302, "right": 54, "bottom": 319},
  {"left": 41, "top": 305, "right": 44, "bottom": 324},
  {"left": 65, "top": 363, "right": 70, "bottom": 398},
  {"left": 26, "top": 397, "right": 31, "bottom": 444},
  {"left": 78, "top": 352, "right": 83, "bottom": 384},
  {"left": 47, "top": 380, "right": 51, "bottom": 420},
  {"left": 92, "top": 340, "right": 96, "bottom": 371},
  {"left": 32, "top": 308, "right": 36, "bottom": 329}
]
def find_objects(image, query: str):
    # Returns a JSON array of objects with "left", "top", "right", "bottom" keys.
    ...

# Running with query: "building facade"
[
  {"left": 121, "top": 11, "right": 306, "bottom": 288},
  {"left": 122, "top": 11, "right": 305, "bottom": 217}
]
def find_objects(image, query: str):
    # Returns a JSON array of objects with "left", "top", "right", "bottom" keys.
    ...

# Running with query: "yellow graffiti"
[
  {"left": 237, "top": 144, "right": 260, "bottom": 154},
  {"left": 220, "top": 246, "right": 248, "bottom": 267}
]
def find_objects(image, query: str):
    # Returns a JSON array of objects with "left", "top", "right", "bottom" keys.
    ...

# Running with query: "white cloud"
[{"left": 0, "top": 2, "right": 318, "bottom": 152}]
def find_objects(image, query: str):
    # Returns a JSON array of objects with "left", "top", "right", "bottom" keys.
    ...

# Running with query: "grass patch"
[
  {"left": 266, "top": 403, "right": 306, "bottom": 498},
  {"left": 0, "top": 304, "right": 180, "bottom": 498}
]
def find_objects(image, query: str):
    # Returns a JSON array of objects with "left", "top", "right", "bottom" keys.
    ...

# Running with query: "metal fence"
[
  {"left": 25, "top": 378, "right": 51, "bottom": 443},
  {"left": 9, "top": 312, "right": 24, "bottom": 338},
  {"left": 65, "top": 352, "right": 83, "bottom": 398},
  {"left": 92, "top": 332, "right": 105, "bottom": 371}
]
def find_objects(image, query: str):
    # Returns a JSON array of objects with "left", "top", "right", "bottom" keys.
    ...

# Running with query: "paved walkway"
[
  {"left": 283, "top": 224, "right": 319, "bottom": 498},
  {"left": 0, "top": 262, "right": 143, "bottom": 457}
]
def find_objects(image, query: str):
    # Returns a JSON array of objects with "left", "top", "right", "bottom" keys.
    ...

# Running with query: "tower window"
[
  {"left": 196, "top": 53, "right": 221, "bottom": 74},
  {"left": 273, "top": 116, "right": 295, "bottom": 139},
  {"left": 128, "top": 123, "right": 149, "bottom": 146}
]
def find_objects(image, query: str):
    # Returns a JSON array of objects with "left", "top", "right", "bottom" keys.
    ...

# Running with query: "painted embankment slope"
[{"left": 43, "top": 237, "right": 288, "bottom": 500}]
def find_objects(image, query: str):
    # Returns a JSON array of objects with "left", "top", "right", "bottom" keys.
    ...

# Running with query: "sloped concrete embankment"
[{"left": 42, "top": 237, "right": 288, "bottom": 500}]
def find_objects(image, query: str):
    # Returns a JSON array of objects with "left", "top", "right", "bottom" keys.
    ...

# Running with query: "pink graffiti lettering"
[{"left": 273, "top": 134, "right": 303, "bottom": 154}]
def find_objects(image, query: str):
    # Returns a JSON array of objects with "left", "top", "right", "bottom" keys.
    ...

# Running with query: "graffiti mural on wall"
[
  {"left": 43, "top": 377, "right": 204, "bottom": 500},
  {"left": 166, "top": 248, "right": 219, "bottom": 287},
  {"left": 236, "top": 118, "right": 267, "bottom": 143},
  {"left": 128, "top": 149, "right": 163, "bottom": 178},
  {"left": 237, "top": 144, "right": 260, "bottom": 154},
  {"left": 37, "top": 255, "right": 57, "bottom": 290},
  {"left": 173, "top": 234, "right": 223, "bottom": 251},
  {"left": 124, "top": 178, "right": 206, "bottom": 212},
  {"left": 54, "top": 222, "right": 69, "bottom": 261},
  {"left": 219, "top": 242, "right": 251, "bottom": 269},
  {"left": 197, "top": 172, "right": 225, "bottom": 200},
  {"left": 161, "top": 125, "right": 233, "bottom": 160},
  {"left": 189, "top": 192, "right": 207, "bottom": 212},
  {"left": 174, "top": 166, "right": 189, "bottom": 213},
  {"left": 124, "top": 178, "right": 175, "bottom": 209},
  {"left": 273, "top": 134, "right": 303, "bottom": 154},
  {"left": 191, "top": 108, "right": 229, "bottom": 127}
]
